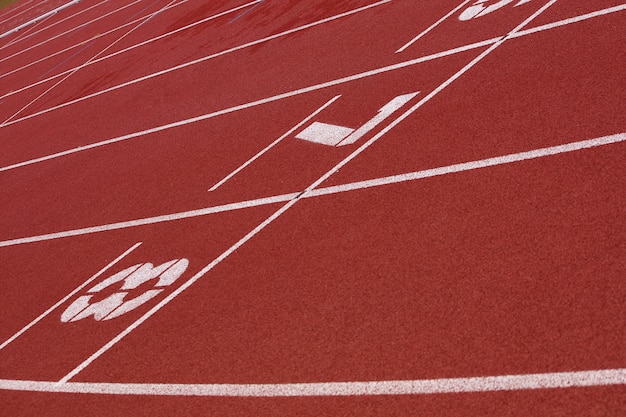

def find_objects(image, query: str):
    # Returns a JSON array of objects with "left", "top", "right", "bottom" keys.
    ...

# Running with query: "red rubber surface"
[{"left": 0, "top": 0, "right": 624, "bottom": 415}]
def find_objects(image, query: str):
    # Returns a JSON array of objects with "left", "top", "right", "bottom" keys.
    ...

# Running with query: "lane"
[
  {"left": 0, "top": 0, "right": 430, "bottom": 164},
  {"left": 67, "top": 141, "right": 625, "bottom": 386},
  {"left": 324, "top": 8, "right": 626, "bottom": 187},
  {"left": 0, "top": 0, "right": 623, "bottom": 415},
  {"left": 0, "top": 202, "right": 279, "bottom": 380}
]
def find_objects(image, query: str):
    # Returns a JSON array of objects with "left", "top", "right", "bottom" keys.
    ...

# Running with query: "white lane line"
[
  {"left": 310, "top": 132, "right": 626, "bottom": 197},
  {"left": 1, "top": 132, "right": 623, "bottom": 249},
  {"left": 0, "top": 0, "right": 392, "bottom": 119},
  {"left": 0, "top": 242, "right": 141, "bottom": 351},
  {"left": 0, "top": 0, "right": 260, "bottom": 81},
  {"left": 0, "top": 1, "right": 622, "bottom": 169},
  {"left": 0, "top": 0, "right": 41, "bottom": 27},
  {"left": 0, "top": 0, "right": 80, "bottom": 39},
  {"left": 0, "top": 0, "right": 108, "bottom": 51},
  {"left": 0, "top": 0, "right": 143, "bottom": 65},
  {"left": 58, "top": 1, "right": 558, "bottom": 382},
  {"left": 0, "top": 0, "right": 35, "bottom": 22},
  {"left": 0, "top": 9, "right": 54, "bottom": 50},
  {"left": 1, "top": 369, "right": 624, "bottom": 396},
  {"left": 208, "top": 95, "right": 342, "bottom": 192},
  {"left": 1, "top": 0, "right": 180, "bottom": 124},
  {"left": 396, "top": 0, "right": 471, "bottom": 53}
]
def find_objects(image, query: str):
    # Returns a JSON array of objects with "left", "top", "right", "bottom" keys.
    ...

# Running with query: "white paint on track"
[
  {"left": 0, "top": 0, "right": 81, "bottom": 39},
  {"left": 396, "top": 0, "right": 471, "bottom": 53},
  {"left": 0, "top": 0, "right": 143, "bottom": 64},
  {"left": 208, "top": 95, "right": 342, "bottom": 191},
  {"left": 0, "top": 368, "right": 624, "bottom": 396},
  {"left": 0, "top": 242, "right": 141, "bottom": 351},
  {"left": 0, "top": 0, "right": 259, "bottom": 80},
  {"left": 0, "top": 2, "right": 623, "bottom": 171},
  {"left": 55, "top": 0, "right": 562, "bottom": 382},
  {"left": 0, "top": 132, "right": 623, "bottom": 249},
  {"left": 0, "top": 0, "right": 392, "bottom": 123}
]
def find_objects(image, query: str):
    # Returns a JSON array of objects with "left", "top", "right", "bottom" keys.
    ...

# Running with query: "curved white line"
[{"left": 0, "top": 369, "right": 624, "bottom": 396}]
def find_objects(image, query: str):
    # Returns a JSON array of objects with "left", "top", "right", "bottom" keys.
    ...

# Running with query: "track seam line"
[{"left": 57, "top": 0, "right": 560, "bottom": 382}]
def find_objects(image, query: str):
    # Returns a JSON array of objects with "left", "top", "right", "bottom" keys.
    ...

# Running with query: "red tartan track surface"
[{"left": 0, "top": 0, "right": 624, "bottom": 415}]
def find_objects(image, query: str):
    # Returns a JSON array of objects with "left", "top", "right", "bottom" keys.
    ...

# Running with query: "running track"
[{"left": 0, "top": 0, "right": 624, "bottom": 415}]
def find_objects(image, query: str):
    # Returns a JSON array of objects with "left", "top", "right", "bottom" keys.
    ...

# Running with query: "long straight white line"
[
  {"left": 0, "top": 1, "right": 622, "bottom": 171},
  {"left": 208, "top": 95, "right": 342, "bottom": 192},
  {"left": 1, "top": 368, "right": 624, "bottom": 396},
  {"left": 0, "top": 0, "right": 41, "bottom": 27},
  {"left": 396, "top": 0, "right": 471, "bottom": 53},
  {"left": 0, "top": 0, "right": 107, "bottom": 51},
  {"left": 58, "top": 1, "right": 559, "bottom": 382},
  {"left": 0, "top": 0, "right": 390, "bottom": 107},
  {"left": 1, "top": 132, "right": 623, "bottom": 249},
  {"left": 2, "top": 0, "right": 180, "bottom": 125},
  {"left": 0, "top": 0, "right": 260, "bottom": 81},
  {"left": 0, "top": 242, "right": 141, "bottom": 351},
  {"left": 0, "top": 0, "right": 80, "bottom": 39},
  {"left": 0, "top": 9, "right": 53, "bottom": 50},
  {"left": 0, "top": 0, "right": 35, "bottom": 22},
  {"left": 0, "top": 0, "right": 142, "bottom": 64}
]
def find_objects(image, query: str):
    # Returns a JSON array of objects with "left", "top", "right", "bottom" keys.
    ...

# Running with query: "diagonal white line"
[
  {"left": 208, "top": 95, "right": 342, "bottom": 192},
  {"left": 0, "top": 1, "right": 623, "bottom": 171},
  {"left": 396, "top": 0, "right": 471, "bottom": 53},
  {"left": 1, "top": 368, "right": 624, "bottom": 396},
  {"left": 1, "top": 0, "right": 180, "bottom": 124},
  {"left": 0, "top": 0, "right": 81, "bottom": 40},
  {"left": 0, "top": 0, "right": 108, "bottom": 50},
  {"left": 0, "top": 242, "right": 141, "bottom": 351},
  {"left": 0, "top": 0, "right": 143, "bottom": 65},
  {"left": 0, "top": 0, "right": 392, "bottom": 121},
  {"left": 0, "top": 0, "right": 259, "bottom": 81},
  {"left": 58, "top": 0, "right": 560, "bottom": 382},
  {"left": 0, "top": 132, "right": 623, "bottom": 249}
]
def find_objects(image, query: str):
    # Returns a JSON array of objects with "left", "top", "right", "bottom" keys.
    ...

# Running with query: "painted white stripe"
[
  {"left": 1, "top": 1, "right": 622, "bottom": 170},
  {"left": 0, "top": 0, "right": 392, "bottom": 123},
  {"left": 2, "top": 0, "right": 181, "bottom": 125},
  {"left": 0, "top": 0, "right": 35, "bottom": 20},
  {"left": 58, "top": 2, "right": 559, "bottom": 381},
  {"left": 0, "top": 0, "right": 39, "bottom": 26},
  {"left": 0, "top": 0, "right": 108, "bottom": 51},
  {"left": 0, "top": 0, "right": 80, "bottom": 39},
  {"left": 396, "top": 0, "right": 471, "bottom": 53},
  {"left": 209, "top": 95, "right": 342, "bottom": 191},
  {"left": 1, "top": 132, "right": 623, "bottom": 249},
  {"left": 311, "top": 132, "right": 626, "bottom": 197},
  {"left": 0, "top": 0, "right": 259, "bottom": 80},
  {"left": 0, "top": 0, "right": 144, "bottom": 64},
  {"left": 0, "top": 242, "right": 141, "bottom": 351},
  {"left": 1, "top": 369, "right": 624, "bottom": 396},
  {"left": 0, "top": 10, "right": 53, "bottom": 50}
]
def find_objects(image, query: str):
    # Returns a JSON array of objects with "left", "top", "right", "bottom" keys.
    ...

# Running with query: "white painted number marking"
[
  {"left": 295, "top": 92, "right": 418, "bottom": 146},
  {"left": 459, "top": 0, "right": 532, "bottom": 21},
  {"left": 61, "top": 259, "right": 189, "bottom": 322}
]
